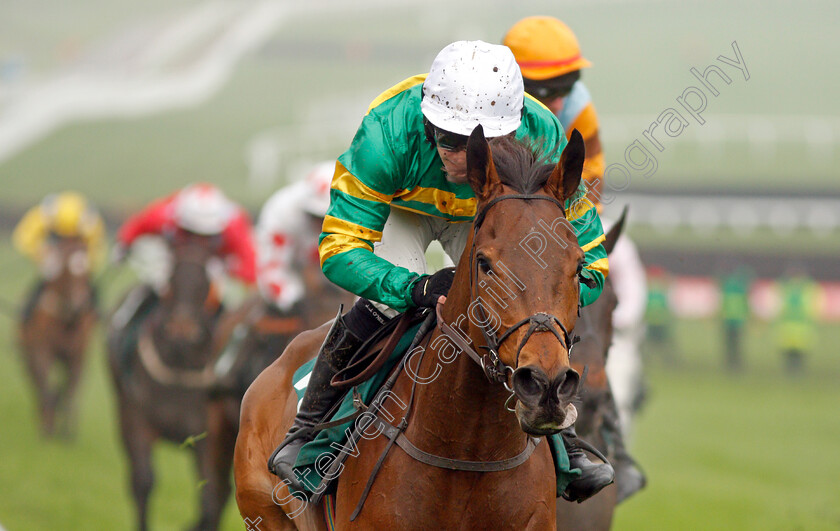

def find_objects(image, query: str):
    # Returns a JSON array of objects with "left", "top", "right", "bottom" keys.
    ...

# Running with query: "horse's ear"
[
  {"left": 546, "top": 129, "right": 585, "bottom": 203},
  {"left": 467, "top": 125, "right": 503, "bottom": 202},
  {"left": 603, "top": 205, "right": 628, "bottom": 255}
]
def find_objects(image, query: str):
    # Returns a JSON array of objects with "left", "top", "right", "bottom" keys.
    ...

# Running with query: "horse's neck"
[
  {"left": 400, "top": 312, "right": 526, "bottom": 460},
  {"left": 41, "top": 274, "right": 92, "bottom": 321},
  {"left": 148, "top": 305, "right": 211, "bottom": 351}
]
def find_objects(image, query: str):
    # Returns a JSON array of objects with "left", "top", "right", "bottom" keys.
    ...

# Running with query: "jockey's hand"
[
  {"left": 411, "top": 267, "right": 456, "bottom": 308},
  {"left": 110, "top": 244, "right": 128, "bottom": 265}
]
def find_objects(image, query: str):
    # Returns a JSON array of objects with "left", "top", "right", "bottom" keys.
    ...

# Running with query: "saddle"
[{"left": 330, "top": 307, "right": 427, "bottom": 389}]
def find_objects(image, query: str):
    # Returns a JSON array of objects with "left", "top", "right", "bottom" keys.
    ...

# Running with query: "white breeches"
[{"left": 371, "top": 207, "right": 471, "bottom": 317}]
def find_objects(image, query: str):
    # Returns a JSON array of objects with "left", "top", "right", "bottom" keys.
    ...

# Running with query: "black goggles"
[
  {"left": 525, "top": 83, "right": 574, "bottom": 101},
  {"left": 523, "top": 71, "right": 580, "bottom": 102},
  {"left": 433, "top": 127, "right": 469, "bottom": 152}
]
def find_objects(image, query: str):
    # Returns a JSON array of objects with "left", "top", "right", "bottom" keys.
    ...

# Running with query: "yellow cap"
[
  {"left": 503, "top": 16, "right": 592, "bottom": 80},
  {"left": 48, "top": 192, "right": 90, "bottom": 236}
]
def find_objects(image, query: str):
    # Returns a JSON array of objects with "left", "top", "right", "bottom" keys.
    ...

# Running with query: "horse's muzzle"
[{"left": 511, "top": 365, "right": 580, "bottom": 436}]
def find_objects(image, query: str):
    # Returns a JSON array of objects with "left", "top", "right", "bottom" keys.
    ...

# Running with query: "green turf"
[
  {"left": 1, "top": 236, "right": 839, "bottom": 530},
  {"left": 618, "top": 317, "right": 840, "bottom": 530}
]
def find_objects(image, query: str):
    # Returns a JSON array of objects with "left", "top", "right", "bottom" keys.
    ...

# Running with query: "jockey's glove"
[{"left": 410, "top": 267, "right": 456, "bottom": 308}]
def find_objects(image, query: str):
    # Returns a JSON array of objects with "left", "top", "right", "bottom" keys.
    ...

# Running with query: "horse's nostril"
[
  {"left": 556, "top": 367, "right": 580, "bottom": 399},
  {"left": 512, "top": 366, "right": 549, "bottom": 407}
]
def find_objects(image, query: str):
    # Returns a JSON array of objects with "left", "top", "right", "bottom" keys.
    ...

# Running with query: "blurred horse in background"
[
  {"left": 200, "top": 261, "right": 354, "bottom": 529},
  {"left": 18, "top": 234, "right": 98, "bottom": 438},
  {"left": 106, "top": 232, "right": 226, "bottom": 531},
  {"left": 556, "top": 211, "right": 626, "bottom": 530}
]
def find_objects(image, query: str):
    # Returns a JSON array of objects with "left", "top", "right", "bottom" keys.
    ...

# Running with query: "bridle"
[{"left": 437, "top": 193, "right": 579, "bottom": 388}]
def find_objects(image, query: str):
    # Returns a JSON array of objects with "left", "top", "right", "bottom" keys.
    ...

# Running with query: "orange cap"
[{"left": 503, "top": 16, "right": 592, "bottom": 80}]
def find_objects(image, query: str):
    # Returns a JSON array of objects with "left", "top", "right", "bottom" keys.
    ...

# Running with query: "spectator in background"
[
  {"left": 645, "top": 266, "right": 676, "bottom": 364},
  {"left": 775, "top": 267, "right": 821, "bottom": 375},
  {"left": 719, "top": 266, "right": 753, "bottom": 371}
]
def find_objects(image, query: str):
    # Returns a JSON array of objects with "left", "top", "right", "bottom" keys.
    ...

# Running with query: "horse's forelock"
[{"left": 489, "top": 136, "right": 554, "bottom": 195}]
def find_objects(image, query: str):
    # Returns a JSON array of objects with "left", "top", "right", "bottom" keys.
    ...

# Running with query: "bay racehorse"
[
  {"left": 106, "top": 232, "right": 226, "bottom": 531},
  {"left": 235, "top": 128, "right": 596, "bottom": 529},
  {"left": 201, "top": 267, "right": 355, "bottom": 529},
  {"left": 18, "top": 235, "right": 98, "bottom": 438}
]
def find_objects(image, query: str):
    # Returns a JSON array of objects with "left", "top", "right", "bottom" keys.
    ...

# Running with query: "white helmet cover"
[
  {"left": 174, "top": 183, "right": 236, "bottom": 235},
  {"left": 421, "top": 40, "right": 524, "bottom": 137},
  {"left": 301, "top": 161, "right": 335, "bottom": 218}
]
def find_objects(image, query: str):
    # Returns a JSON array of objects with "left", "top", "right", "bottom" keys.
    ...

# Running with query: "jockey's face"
[
  {"left": 541, "top": 95, "right": 567, "bottom": 115},
  {"left": 437, "top": 144, "right": 468, "bottom": 184}
]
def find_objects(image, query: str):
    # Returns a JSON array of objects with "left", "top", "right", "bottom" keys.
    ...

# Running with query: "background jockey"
[
  {"left": 270, "top": 40, "right": 615, "bottom": 504},
  {"left": 505, "top": 16, "right": 647, "bottom": 502},
  {"left": 12, "top": 191, "right": 106, "bottom": 320},
  {"left": 13, "top": 191, "right": 106, "bottom": 267},
  {"left": 256, "top": 161, "right": 336, "bottom": 313},
  {"left": 504, "top": 16, "right": 604, "bottom": 207},
  {"left": 110, "top": 183, "right": 256, "bottom": 336}
]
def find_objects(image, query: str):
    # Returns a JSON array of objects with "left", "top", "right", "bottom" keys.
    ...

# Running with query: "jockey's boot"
[
  {"left": 560, "top": 426, "right": 616, "bottom": 503},
  {"left": 601, "top": 394, "right": 647, "bottom": 503},
  {"left": 268, "top": 311, "right": 362, "bottom": 491}
]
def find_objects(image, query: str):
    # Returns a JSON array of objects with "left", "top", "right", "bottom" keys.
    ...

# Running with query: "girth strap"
[{"left": 375, "top": 417, "right": 541, "bottom": 472}]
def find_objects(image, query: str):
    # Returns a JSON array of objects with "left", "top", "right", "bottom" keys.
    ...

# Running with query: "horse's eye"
[
  {"left": 477, "top": 256, "right": 492, "bottom": 274},
  {"left": 576, "top": 261, "right": 584, "bottom": 276}
]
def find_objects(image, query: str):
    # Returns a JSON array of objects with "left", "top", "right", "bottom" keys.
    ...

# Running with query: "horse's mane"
[{"left": 488, "top": 135, "right": 556, "bottom": 194}]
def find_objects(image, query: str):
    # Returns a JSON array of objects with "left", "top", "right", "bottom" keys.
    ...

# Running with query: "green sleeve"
[
  {"left": 569, "top": 202, "right": 607, "bottom": 307},
  {"left": 322, "top": 248, "right": 420, "bottom": 312}
]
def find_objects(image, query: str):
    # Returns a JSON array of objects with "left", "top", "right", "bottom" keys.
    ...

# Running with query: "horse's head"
[
  {"left": 157, "top": 230, "right": 218, "bottom": 346},
  {"left": 41, "top": 234, "right": 94, "bottom": 321},
  {"left": 453, "top": 126, "right": 588, "bottom": 436}
]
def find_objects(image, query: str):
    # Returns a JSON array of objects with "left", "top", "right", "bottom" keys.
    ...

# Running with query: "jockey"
[
  {"left": 256, "top": 162, "right": 334, "bottom": 313},
  {"left": 12, "top": 192, "right": 106, "bottom": 320},
  {"left": 505, "top": 16, "right": 647, "bottom": 502},
  {"left": 270, "top": 40, "right": 614, "bottom": 503},
  {"left": 111, "top": 183, "right": 256, "bottom": 335},
  {"left": 13, "top": 191, "right": 106, "bottom": 267},
  {"left": 504, "top": 16, "right": 604, "bottom": 206}
]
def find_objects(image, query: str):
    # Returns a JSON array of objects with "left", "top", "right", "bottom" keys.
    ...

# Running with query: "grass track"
[{"left": 1, "top": 238, "right": 839, "bottom": 529}]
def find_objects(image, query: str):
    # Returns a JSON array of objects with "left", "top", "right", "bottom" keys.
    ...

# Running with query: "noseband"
[{"left": 438, "top": 194, "right": 578, "bottom": 387}]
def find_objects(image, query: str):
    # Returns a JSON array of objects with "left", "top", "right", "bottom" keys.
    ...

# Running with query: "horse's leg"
[
  {"left": 57, "top": 331, "right": 88, "bottom": 439},
  {"left": 116, "top": 392, "right": 157, "bottom": 531},
  {"left": 190, "top": 399, "right": 237, "bottom": 531},
  {"left": 22, "top": 342, "right": 58, "bottom": 437}
]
